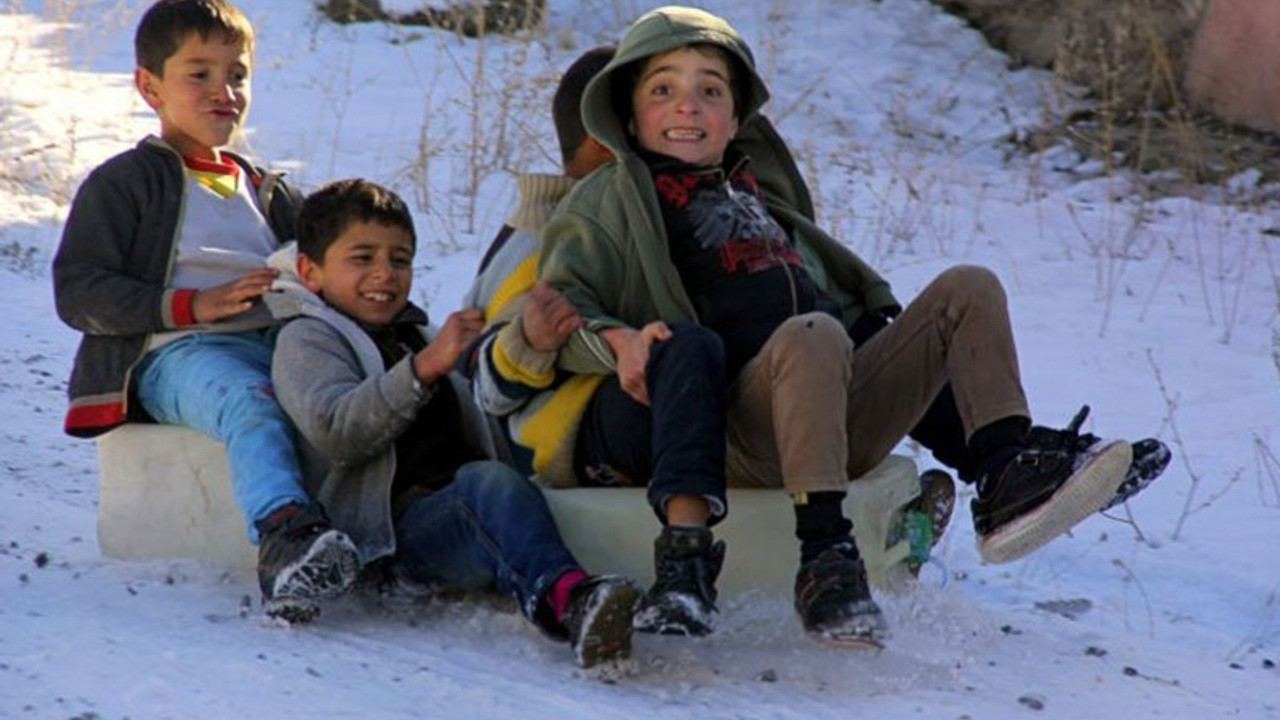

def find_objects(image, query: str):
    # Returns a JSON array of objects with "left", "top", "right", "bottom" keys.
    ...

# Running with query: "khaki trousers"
[{"left": 725, "top": 264, "right": 1030, "bottom": 495}]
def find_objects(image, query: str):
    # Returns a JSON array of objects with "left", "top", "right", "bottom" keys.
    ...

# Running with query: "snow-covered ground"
[{"left": 1, "top": 1, "right": 1277, "bottom": 718}]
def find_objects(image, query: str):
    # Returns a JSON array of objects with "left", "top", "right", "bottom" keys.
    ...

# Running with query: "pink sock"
[{"left": 548, "top": 568, "right": 589, "bottom": 623}]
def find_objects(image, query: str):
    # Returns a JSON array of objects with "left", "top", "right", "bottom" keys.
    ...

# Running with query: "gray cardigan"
[{"left": 267, "top": 248, "right": 497, "bottom": 564}]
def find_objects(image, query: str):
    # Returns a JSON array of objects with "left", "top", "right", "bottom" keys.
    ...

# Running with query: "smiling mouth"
[
  {"left": 664, "top": 128, "right": 705, "bottom": 141},
  {"left": 361, "top": 291, "right": 395, "bottom": 303}
]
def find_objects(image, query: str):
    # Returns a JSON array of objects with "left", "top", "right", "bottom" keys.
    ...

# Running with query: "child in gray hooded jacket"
[{"left": 269, "top": 178, "right": 638, "bottom": 668}]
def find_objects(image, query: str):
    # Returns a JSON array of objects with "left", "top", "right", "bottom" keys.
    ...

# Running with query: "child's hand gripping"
[
  {"left": 521, "top": 281, "right": 584, "bottom": 352},
  {"left": 600, "top": 321, "right": 671, "bottom": 407},
  {"left": 413, "top": 308, "right": 485, "bottom": 386}
]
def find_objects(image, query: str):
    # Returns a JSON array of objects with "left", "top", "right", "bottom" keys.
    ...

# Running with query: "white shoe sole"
[
  {"left": 268, "top": 529, "right": 360, "bottom": 604},
  {"left": 979, "top": 440, "right": 1132, "bottom": 564}
]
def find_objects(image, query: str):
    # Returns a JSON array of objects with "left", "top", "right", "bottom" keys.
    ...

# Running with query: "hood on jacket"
[
  {"left": 581, "top": 5, "right": 770, "bottom": 160},
  {"left": 263, "top": 241, "right": 324, "bottom": 321},
  {"left": 263, "top": 241, "right": 434, "bottom": 333}
]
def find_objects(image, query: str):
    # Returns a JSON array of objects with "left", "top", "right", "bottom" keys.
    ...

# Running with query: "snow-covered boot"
[
  {"left": 888, "top": 468, "right": 955, "bottom": 574},
  {"left": 633, "top": 526, "right": 724, "bottom": 636},
  {"left": 562, "top": 575, "right": 640, "bottom": 668},
  {"left": 256, "top": 502, "right": 360, "bottom": 623},
  {"left": 794, "top": 540, "right": 887, "bottom": 649}
]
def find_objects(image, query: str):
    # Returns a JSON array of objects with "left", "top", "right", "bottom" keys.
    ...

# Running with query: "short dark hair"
[
  {"left": 552, "top": 45, "right": 615, "bottom": 167},
  {"left": 135, "top": 0, "right": 255, "bottom": 75},
  {"left": 296, "top": 179, "right": 416, "bottom": 263}
]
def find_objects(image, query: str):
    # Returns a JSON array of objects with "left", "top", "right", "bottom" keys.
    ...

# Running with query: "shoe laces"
[
  {"left": 1025, "top": 404, "right": 1093, "bottom": 452},
  {"left": 796, "top": 543, "right": 869, "bottom": 608}
]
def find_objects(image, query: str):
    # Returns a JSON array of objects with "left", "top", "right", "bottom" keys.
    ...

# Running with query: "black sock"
[
  {"left": 970, "top": 416, "right": 1030, "bottom": 492},
  {"left": 793, "top": 491, "right": 855, "bottom": 563}
]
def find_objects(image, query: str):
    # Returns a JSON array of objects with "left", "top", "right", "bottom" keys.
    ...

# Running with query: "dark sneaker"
[
  {"left": 562, "top": 575, "right": 640, "bottom": 668},
  {"left": 794, "top": 542, "right": 887, "bottom": 649},
  {"left": 633, "top": 526, "right": 724, "bottom": 636},
  {"left": 974, "top": 418, "right": 1131, "bottom": 564},
  {"left": 1027, "top": 406, "right": 1172, "bottom": 512},
  {"left": 889, "top": 468, "right": 956, "bottom": 574},
  {"left": 257, "top": 503, "right": 360, "bottom": 623}
]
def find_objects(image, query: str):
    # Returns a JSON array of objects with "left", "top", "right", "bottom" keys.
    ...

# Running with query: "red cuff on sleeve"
[{"left": 171, "top": 289, "right": 198, "bottom": 327}]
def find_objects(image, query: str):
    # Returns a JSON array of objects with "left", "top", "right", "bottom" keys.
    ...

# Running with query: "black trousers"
[{"left": 574, "top": 323, "right": 729, "bottom": 524}]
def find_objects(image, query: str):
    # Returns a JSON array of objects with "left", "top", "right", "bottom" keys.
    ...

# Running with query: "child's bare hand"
[
  {"left": 600, "top": 321, "right": 671, "bottom": 406},
  {"left": 413, "top": 308, "right": 485, "bottom": 384},
  {"left": 522, "top": 281, "right": 583, "bottom": 352},
  {"left": 191, "top": 268, "right": 278, "bottom": 323}
]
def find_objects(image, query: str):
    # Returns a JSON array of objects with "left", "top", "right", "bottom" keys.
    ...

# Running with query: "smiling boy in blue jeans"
[
  {"left": 269, "top": 178, "right": 638, "bottom": 668},
  {"left": 52, "top": 0, "right": 358, "bottom": 622}
]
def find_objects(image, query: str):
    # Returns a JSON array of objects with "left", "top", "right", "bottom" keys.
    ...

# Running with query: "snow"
[{"left": 1, "top": 0, "right": 1278, "bottom": 718}]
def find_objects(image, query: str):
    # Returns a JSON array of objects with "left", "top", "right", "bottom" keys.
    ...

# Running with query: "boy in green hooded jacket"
[{"left": 533, "top": 6, "right": 1168, "bottom": 647}]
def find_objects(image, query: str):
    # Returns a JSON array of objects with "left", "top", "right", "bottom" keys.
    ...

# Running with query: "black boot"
[
  {"left": 633, "top": 526, "right": 724, "bottom": 636},
  {"left": 973, "top": 407, "right": 1132, "bottom": 564},
  {"left": 794, "top": 539, "right": 887, "bottom": 648}
]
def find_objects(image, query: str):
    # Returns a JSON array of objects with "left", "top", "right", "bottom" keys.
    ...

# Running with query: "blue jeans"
[
  {"left": 394, "top": 461, "right": 580, "bottom": 628},
  {"left": 134, "top": 331, "right": 308, "bottom": 543}
]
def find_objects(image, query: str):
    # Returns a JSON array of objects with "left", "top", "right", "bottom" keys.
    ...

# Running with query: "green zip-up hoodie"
[{"left": 539, "top": 5, "right": 899, "bottom": 376}]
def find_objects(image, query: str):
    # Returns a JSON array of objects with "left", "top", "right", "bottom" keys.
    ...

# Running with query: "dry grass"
[
  {"left": 939, "top": 0, "right": 1280, "bottom": 191},
  {"left": 317, "top": 0, "right": 547, "bottom": 37}
]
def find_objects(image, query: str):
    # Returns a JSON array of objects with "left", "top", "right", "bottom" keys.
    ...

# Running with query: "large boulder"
[{"left": 1185, "top": 0, "right": 1280, "bottom": 134}]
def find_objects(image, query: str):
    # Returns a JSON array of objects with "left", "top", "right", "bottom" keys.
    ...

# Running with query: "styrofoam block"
[
  {"left": 96, "top": 424, "right": 256, "bottom": 575},
  {"left": 96, "top": 425, "right": 920, "bottom": 595}
]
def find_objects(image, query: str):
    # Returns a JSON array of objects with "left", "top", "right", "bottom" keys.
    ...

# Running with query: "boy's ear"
[
  {"left": 134, "top": 67, "right": 163, "bottom": 111},
  {"left": 297, "top": 252, "right": 324, "bottom": 294}
]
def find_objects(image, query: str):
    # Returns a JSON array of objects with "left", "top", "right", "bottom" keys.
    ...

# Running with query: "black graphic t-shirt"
[{"left": 645, "top": 148, "right": 840, "bottom": 378}]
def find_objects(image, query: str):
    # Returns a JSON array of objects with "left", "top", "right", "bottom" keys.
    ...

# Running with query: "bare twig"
[
  {"left": 1253, "top": 434, "right": 1280, "bottom": 509},
  {"left": 1112, "top": 557, "right": 1156, "bottom": 637},
  {"left": 1099, "top": 500, "right": 1150, "bottom": 545},
  {"left": 1148, "top": 349, "right": 1243, "bottom": 539}
]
